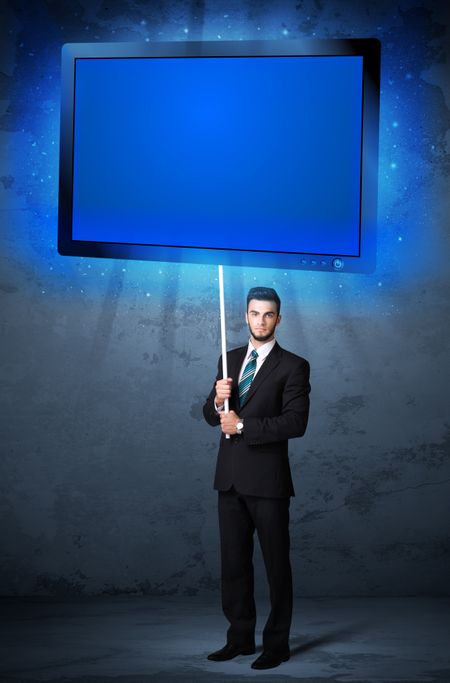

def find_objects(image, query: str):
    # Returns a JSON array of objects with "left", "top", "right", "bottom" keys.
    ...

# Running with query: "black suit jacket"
[{"left": 203, "top": 341, "right": 310, "bottom": 498}]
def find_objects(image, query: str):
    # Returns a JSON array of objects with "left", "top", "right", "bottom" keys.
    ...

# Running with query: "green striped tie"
[{"left": 239, "top": 349, "right": 258, "bottom": 406}]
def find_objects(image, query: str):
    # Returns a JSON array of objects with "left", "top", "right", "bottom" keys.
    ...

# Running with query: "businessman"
[{"left": 203, "top": 287, "right": 310, "bottom": 670}]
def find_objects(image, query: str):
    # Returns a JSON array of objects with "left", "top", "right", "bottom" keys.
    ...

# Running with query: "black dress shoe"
[
  {"left": 207, "top": 642, "right": 256, "bottom": 661},
  {"left": 251, "top": 650, "right": 290, "bottom": 669}
]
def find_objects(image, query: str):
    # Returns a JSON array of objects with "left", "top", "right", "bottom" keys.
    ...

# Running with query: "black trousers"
[{"left": 218, "top": 484, "right": 293, "bottom": 654}]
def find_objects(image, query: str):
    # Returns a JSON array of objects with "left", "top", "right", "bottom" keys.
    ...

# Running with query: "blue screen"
[{"left": 72, "top": 55, "right": 363, "bottom": 257}]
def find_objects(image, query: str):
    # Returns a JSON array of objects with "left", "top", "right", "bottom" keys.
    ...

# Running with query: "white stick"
[{"left": 218, "top": 265, "right": 230, "bottom": 439}]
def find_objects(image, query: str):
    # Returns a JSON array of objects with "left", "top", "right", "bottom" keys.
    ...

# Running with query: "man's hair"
[{"left": 246, "top": 287, "right": 281, "bottom": 315}]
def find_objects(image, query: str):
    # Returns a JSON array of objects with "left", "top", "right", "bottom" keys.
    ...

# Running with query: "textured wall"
[{"left": 0, "top": 0, "right": 449, "bottom": 597}]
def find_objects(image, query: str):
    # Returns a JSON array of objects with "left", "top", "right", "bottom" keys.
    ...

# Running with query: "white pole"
[{"left": 218, "top": 265, "right": 230, "bottom": 439}]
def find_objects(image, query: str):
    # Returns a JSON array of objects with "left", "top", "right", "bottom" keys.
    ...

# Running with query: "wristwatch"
[{"left": 236, "top": 420, "right": 244, "bottom": 435}]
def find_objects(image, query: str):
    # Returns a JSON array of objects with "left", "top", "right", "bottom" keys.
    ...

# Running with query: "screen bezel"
[{"left": 58, "top": 38, "right": 380, "bottom": 273}]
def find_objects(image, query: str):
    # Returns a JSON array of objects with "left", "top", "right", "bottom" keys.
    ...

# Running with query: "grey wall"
[{"left": 1, "top": 0, "right": 449, "bottom": 597}]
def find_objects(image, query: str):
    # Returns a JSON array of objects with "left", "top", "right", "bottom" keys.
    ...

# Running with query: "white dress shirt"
[
  {"left": 215, "top": 338, "right": 276, "bottom": 413},
  {"left": 238, "top": 338, "right": 276, "bottom": 383}
]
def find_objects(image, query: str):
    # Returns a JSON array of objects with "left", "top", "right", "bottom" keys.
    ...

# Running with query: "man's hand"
[
  {"left": 215, "top": 378, "right": 233, "bottom": 408},
  {"left": 220, "top": 410, "right": 241, "bottom": 435}
]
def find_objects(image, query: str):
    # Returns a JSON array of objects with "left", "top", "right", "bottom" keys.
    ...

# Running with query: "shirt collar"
[{"left": 246, "top": 338, "right": 276, "bottom": 362}]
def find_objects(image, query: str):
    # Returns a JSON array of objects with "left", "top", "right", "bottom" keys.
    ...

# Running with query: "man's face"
[{"left": 245, "top": 299, "right": 281, "bottom": 344}]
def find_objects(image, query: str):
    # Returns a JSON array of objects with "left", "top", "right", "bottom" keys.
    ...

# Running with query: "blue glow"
[
  {"left": 4, "top": 6, "right": 443, "bottom": 308},
  {"left": 72, "top": 55, "right": 363, "bottom": 257}
]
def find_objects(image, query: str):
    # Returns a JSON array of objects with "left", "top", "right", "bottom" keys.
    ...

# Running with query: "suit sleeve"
[
  {"left": 243, "top": 359, "right": 311, "bottom": 445},
  {"left": 202, "top": 356, "right": 222, "bottom": 427}
]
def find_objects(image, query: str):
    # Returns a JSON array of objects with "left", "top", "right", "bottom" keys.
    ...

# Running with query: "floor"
[{"left": 0, "top": 595, "right": 449, "bottom": 682}]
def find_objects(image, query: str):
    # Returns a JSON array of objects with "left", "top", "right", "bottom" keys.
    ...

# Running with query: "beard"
[{"left": 247, "top": 323, "right": 275, "bottom": 343}]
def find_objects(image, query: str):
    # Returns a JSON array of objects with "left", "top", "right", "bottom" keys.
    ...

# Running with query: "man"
[{"left": 203, "top": 286, "right": 310, "bottom": 670}]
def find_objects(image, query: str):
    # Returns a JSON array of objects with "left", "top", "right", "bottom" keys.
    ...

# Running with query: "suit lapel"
[
  {"left": 240, "top": 342, "right": 282, "bottom": 409},
  {"left": 229, "top": 346, "right": 248, "bottom": 410}
]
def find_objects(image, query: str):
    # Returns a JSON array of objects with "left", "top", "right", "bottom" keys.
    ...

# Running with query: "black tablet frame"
[{"left": 58, "top": 38, "right": 380, "bottom": 273}]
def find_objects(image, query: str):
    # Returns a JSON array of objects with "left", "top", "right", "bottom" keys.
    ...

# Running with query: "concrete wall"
[{"left": 1, "top": 0, "right": 449, "bottom": 596}]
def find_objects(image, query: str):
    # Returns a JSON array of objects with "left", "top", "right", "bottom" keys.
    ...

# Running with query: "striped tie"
[{"left": 239, "top": 349, "right": 258, "bottom": 406}]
